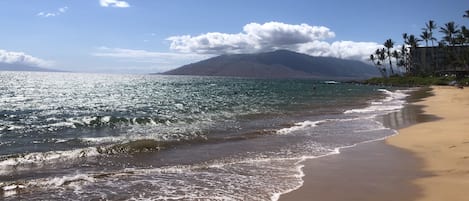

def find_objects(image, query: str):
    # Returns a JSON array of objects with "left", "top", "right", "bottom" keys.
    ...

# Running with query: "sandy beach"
[
  {"left": 281, "top": 86, "right": 469, "bottom": 201},
  {"left": 387, "top": 86, "right": 469, "bottom": 201}
]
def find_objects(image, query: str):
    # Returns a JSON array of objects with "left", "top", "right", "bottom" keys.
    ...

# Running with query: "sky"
[{"left": 0, "top": 0, "right": 467, "bottom": 74}]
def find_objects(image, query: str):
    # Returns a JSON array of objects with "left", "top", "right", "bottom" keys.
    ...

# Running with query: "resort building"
[{"left": 411, "top": 46, "right": 469, "bottom": 76}]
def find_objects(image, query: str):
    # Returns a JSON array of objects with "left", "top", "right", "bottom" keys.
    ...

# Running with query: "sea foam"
[{"left": 344, "top": 89, "right": 409, "bottom": 114}]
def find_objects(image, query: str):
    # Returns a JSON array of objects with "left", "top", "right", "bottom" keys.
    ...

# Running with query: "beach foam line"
[
  {"left": 277, "top": 89, "right": 411, "bottom": 136},
  {"left": 273, "top": 89, "right": 412, "bottom": 201},
  {"left": 271, "top": 129, "right": 400, "bottom": 201},
  {"left": 344, "top": 89, "right": 410, "bottom": 114}
]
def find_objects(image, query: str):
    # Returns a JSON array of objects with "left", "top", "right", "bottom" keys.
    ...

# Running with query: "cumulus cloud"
[
  {"left": 298, "top": 41, "right": 383, "bottom": 61},
  {"left": 37, "top": 6, "right": 68, "bottom": 17},
  {"left": 92, "top": 47, "right": 211, "bottom": 71},
  {"left": 99, "top": 0, "right": 130, "bottom": 8},
  {"left": 167, "top": 21, "right": 384, "bottom": 62},
  {"left": 0, "top": 49, "right": 52, "bottom": 67},
  {"left": 167, "top": 22, "right": 335, "bottom": 54}
]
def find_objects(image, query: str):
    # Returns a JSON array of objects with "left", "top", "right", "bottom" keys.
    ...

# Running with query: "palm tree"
[
  {"left": 420, "top": 30, "right": 431, "bottom": 47},
  {"left": 392, "top": 50, "right": 400, "bottom": 75},
  {"left": 420, "top": 30, "right": 434, "bottom": 73},
  {"left": 369, "top": 54, "right": 376, "bottom": 65},
  {"left": 460, "top": 26, "right": 469, "bottom": 45},
  {"left": 406, "top": 35, "right": 421, "bottom": 75},
  {"left": 384, "top": 39, "right": 395, "bottom": 75},
  {"left": 402, "top": 33, "right": 409, "bottom": 45},
  {"left": 374, "top": 48, "right": 387, "bottom": 76},
  {"left": 400, "top": 45, "right": 408, "bottom": 72},
  {"left": 407, "top": 34, "right": 421, "bottom": 48},
  {"left": 370, "top": 54, "right": 386, "bottom": 77},
  {"left": 425, "top": 20, "right": 437, "bottom": 47},
  {"left": 425, "top": 20, "right": 438, "bottom": 74},
  {"left": 440, "top": 21, "right": 460, "bottom": 46}
]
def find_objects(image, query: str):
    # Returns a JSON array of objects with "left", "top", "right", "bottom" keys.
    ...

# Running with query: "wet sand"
[
  {"left": 279, "top": 141, "right": 427, "bottom": 201},
  {"left": 280, "top": 88, "right": 435, "bottom": 201}
]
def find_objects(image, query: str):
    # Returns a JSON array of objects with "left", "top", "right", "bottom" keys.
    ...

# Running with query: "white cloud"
[
  {"left": 298, "top": 41, "right": 383, "bottom": 61},
  {"left": 99, "top": 0, "right": 130, "bottom": 8},
  {"left": 92, "top": 47, "right": 211, "bottom": 72},
  {"left": 37, "top": 6, "right": 68, "bottom": 18},
  {"left": 0, "top": 49, "right": 52, "bottom": 67},
  {"left": 167, "top": 21, "right": 385, "bottom": 62},
  {"left": 167, "top": 22, "right": 335, "bottom": 54}
]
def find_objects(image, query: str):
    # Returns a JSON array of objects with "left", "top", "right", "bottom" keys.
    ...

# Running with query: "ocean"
[{"left": 0, "top": 71, "right": 409, "bottom": 200}]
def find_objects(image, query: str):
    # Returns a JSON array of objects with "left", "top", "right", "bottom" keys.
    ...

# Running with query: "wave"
[
  {"left": 67, "top": 115, "right": 176, "bottom": 129},
  {"left": 276, "top": 120, "right": 327, "bottom": 135},
  {"left": 2, "top": 115, "right": 177, "bottom": 132},
  {"left": 344, "top": 89, "right": 409, "bottom": 114},
  {"left": 0, "top": 139, "right": 172, "bottom": 174},
  {"left": 0, "top": 132, "right": 268, "bottom": 174},
  {"left": 0, "top": 147, "right": 100, "bottom": 173}
]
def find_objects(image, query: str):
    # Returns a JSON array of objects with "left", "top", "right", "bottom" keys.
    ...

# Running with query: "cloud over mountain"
[
  {"left": 167, "top": 22, "right": 335, "bottom": 54},
  {"left": 298, "top": 40, "right": 383, "bottom": 61},
  {"left": 0, "top": 49, "right": 52, "bottom": 67},
  {"left": 167, "top": 22, "right": 382, "bottom": 61}
]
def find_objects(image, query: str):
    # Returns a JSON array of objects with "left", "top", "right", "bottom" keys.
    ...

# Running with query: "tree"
[
  {"left": 407, "top": 35, "right": 421, "bottom": 48},
  {"left": 464, "top": 10, "right": 469, "bottom": 18},
  {"left": 406, "top": 35, "right": 421, "bottom": 75},
  {"left": 424, "top": 20, "right": 438, "bottom": 74},
  {"left": 384, "top": 39, "right": 395, "bottom": 75},
  {"left": 374, "top": 48, "right": 388, "bottom": 76},
  {"left": 370, "top": 54, "right": 386, "bottom": 77},
  {"left": 425, "top": 20, "right": 437, "bottom": 47},
  {"left": 460, "top": 26, "right": 469, "bottom": 45},
  {"left": 420, "top": 30, "right": 431, "bottom": 47},
  {"left": 402, "top": 33, "right": 408, "bottom": 42},
  {"left": 392, "top": 50, "right": 401, "bottom": 75},
  {"left": 400, "top": 45, "right": 409, "bottom": 73},
  {"left": 440, "top": 21, "right": 460, "bottom": 46},
  {"left": 420, "top": 30, "right": 435, "bottom": 74}
]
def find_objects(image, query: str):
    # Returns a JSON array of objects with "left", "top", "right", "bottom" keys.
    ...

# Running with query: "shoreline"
[
  {"left": 279, "top": 87, "right": 436, "bottom": 201},
  {"left": 387, "top": 86, "right": 469, "bottom": 200}
]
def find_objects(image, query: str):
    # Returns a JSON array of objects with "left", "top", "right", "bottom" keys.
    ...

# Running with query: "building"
[{"left": 411, "top": 46, "right": 469, "bottom": 76}]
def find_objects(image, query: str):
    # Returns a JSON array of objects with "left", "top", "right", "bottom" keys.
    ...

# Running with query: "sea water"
[{"left": 0, "top": 71, "right": 409, "bottom": 200}]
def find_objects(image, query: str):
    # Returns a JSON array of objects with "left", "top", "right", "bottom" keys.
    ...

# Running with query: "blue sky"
[{"left": 0, "top": 0, "right": 467, "bottom": 73}]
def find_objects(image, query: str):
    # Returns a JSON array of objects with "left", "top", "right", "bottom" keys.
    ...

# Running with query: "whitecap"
[
  {"left": 0, "top": 147, "right": 100, "bottom": 175},
  {"left": 276, "top": 120, "right": 327, "bottom": 135}
]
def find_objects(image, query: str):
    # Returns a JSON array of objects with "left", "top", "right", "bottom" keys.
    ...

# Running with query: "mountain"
[
  {"left": 161, "top": 50, "right": 381, "bottom": 80},
  {"left": 0, "top": 63, "right": 64, "bottom": 72}
]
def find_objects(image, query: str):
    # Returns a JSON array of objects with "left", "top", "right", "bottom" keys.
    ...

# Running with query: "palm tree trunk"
[
  {"left": 431, "top": 40, "right": 436, "bottom": 74},
  {"left": 388, "top": 51, "right": 394, "bottom": 75}
]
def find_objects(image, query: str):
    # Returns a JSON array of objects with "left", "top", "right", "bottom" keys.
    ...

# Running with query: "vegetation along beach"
[{"left": 1, "top": 1, "right": 468, "bottom": 200}]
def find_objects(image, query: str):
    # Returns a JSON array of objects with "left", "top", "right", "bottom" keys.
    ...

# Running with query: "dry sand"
[{"left": 387, "top": 86, "right": 469, "bottom": 201}]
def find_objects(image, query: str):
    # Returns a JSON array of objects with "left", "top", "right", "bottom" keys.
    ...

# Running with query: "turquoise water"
[{"left": 0, "top": 72, "right": 407, "bottom": 200}]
